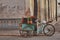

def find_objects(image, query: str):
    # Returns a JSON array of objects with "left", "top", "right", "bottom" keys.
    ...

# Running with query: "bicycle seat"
[{"left": 47, "top": 20, "right": 53, "bottom": 23}]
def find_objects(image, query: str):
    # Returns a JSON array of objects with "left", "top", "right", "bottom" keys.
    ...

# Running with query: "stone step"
[{"left": 0, "top": 30, "right": 20, "bottom": 36}]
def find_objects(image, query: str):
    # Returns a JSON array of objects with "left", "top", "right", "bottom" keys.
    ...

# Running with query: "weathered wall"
[
  {"left": 57, "top": 0, "right": 60, "bottom": 16},
  {"left": 0, "top": 0, "right": 26, "bottom": 18}
]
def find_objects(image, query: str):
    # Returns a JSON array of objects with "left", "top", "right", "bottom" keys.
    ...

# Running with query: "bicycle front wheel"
[{"left": 43, "top": 24, "right": 55, "bottom": 36}]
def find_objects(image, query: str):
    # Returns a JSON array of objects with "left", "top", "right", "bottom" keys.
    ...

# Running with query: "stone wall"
[
  {"left": 0, "top": 18, "right": 21, "bottom": 30},
  {"left": 0, "top": 0, "right": 26, "bottom": 18}
]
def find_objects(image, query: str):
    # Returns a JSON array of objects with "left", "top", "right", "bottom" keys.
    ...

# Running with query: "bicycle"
[
  {"left": 36, "top": 20, "right": 55, "bottom": 36},
  {"left": 19, "top": 18, "right": 55, "bottom": 37}
]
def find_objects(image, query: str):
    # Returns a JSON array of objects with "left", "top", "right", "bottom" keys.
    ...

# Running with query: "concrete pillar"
[
  {"left": 30, "top": 0, "right": 34, "bottom": 16},
  {"left": 37, "top": 0, "right": 41, "bottom": 20},
  {"left": 46, "top": 0, "right": 49, "bottom": 21},
  {"left": 50, "top": 0, "right": 56, "bottom": 20},
  {"left": 40, "top": 0, "right": 45, "bottom": 21}
]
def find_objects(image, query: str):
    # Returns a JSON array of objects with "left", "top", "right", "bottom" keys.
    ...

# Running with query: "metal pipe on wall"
[
  {"left": 56, "top": 0, "right": 57, "bottom": 21},
  {"left": 34, "top": 0, "right": 38, "bottom": 18}
]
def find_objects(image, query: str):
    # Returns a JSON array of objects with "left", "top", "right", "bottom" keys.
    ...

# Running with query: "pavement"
[
  {"left": 0, "top": 32, "right": 59, "bottom": 40},
  {"left": 0, "top": 17, "right": 60, "bottom": 40}
]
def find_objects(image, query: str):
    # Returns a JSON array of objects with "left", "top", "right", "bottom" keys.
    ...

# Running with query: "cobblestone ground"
[{"left": 0, "top": 32, "right": 59, "bottom": 40}]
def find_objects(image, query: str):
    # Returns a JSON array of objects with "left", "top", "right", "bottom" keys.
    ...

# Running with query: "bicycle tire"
[{"left": 43, "top": 24, "right": 55, "bottom": 36}]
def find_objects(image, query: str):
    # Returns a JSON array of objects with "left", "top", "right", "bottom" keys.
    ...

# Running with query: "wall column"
[{"left": 30, "top": 0, "right": 34, "bottom": 16}]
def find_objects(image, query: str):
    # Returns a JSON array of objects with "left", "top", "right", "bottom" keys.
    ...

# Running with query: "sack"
[
  {"left": 22, "top": 18, "right": 27, "bottom": 24},
  {"left": 27, "top": 17, "right": 32, "bottom": 24}
]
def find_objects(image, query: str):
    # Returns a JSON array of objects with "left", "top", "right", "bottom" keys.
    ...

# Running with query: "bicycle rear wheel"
[{"left": 43, "top": 24, "right": 55, "bottom": 36}]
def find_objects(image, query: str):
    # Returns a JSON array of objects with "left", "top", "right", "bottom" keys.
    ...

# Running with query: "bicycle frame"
[
  {"left": 36, "top": 19, "right": 52, "bottom": 34},
  {"left": 37, "top": 22, "right": 46, "bottom": 34}
]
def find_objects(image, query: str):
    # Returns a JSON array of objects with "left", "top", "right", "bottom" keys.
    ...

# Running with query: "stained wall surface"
[{"left": 0, "top": 0, "right": 26, "bottom": 18}]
